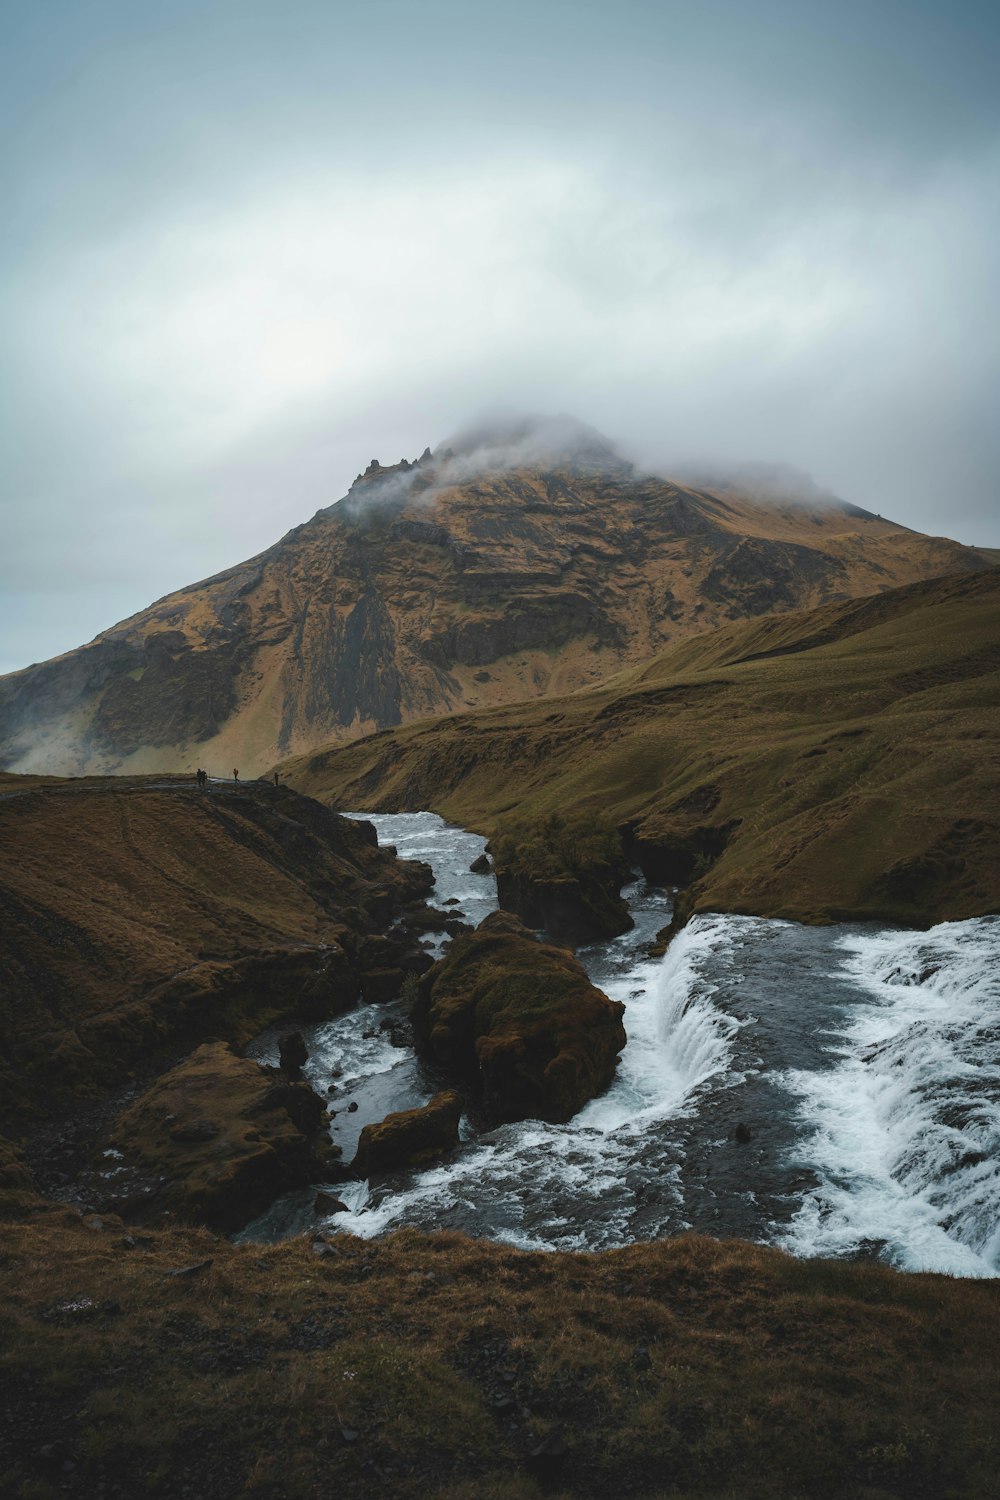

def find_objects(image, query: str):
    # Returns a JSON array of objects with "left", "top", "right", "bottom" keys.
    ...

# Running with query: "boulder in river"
[
  {"left": 352, "top": 1090, "right": 463, "bottom": 1178},
  {"left": 412, "top": 911, "right": 626, "bottom": 1124},
  {"left": 278, "top": 1031, "right": 309, "bottom": 1079}
]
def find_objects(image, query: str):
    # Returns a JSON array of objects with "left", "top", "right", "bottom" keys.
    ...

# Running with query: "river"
[{"left": 241, "top": 812, "right": 1000, "bottom": 1277}]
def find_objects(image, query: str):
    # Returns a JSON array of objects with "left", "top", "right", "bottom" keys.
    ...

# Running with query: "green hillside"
[{"left": 282, "top": 568, "right": 1000, "bottom": 929}]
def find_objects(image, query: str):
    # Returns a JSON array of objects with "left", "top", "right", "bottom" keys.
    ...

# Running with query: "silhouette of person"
[
  {"left": 273, "top": 771, "right": 279, "bottom": 787},
  {"left": 233, "top": 768, "right": 239, "bottom": 783}
]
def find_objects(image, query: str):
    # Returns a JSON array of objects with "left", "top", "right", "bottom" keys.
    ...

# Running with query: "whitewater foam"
[
  {"left": 325, "top": 907, "right": 750, "bottom": 1249},
  {"left": 781, "top": 917, "right": 1000, "bottom": 1277}
]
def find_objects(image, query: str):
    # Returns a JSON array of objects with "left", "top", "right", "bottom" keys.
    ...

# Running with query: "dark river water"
[{"left": 242, "top": 813, "right": 1000, "bottom": 1277}]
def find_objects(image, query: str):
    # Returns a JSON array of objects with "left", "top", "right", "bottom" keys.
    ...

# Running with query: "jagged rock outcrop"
[
  {"left": 1, "top": 416, "right": 992, "bottom": 777},
  {"left": 412, "top": 910, "right": 626, "bottom": 1123}
]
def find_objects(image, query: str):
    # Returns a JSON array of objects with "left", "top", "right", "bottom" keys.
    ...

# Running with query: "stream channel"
[{"left": 242, "top": 813, "right": 1000, "bottom": 1277}]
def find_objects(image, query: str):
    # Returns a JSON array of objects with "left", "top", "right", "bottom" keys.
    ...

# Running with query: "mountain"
[
  {"left": 281, "top": 567, "right": 1000, "bottom": 933},
  {"left": 1, "top": 415, "right": 993, "bottom": 777}
]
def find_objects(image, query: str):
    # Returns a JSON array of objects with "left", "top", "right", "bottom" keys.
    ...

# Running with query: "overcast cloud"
[{"left": 2, "top": 0, "right": 998, "bottom": 673}]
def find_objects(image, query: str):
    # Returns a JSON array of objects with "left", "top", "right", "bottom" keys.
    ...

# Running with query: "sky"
[{"left": 2, "top": 0, "right": 999, "bottom": 674}]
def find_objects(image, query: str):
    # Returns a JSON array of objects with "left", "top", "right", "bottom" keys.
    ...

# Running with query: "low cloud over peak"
[{"left": 2, "top": 1, "right": 998, "bottom": 673}]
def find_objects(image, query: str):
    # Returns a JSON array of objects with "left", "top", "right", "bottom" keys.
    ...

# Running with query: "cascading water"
[
  {"left": 240, "top": 814, "right": 1000, "bottom": 1276},
  {"left": 781, "top": 917, "right": 1000, "bottom": 1277}
]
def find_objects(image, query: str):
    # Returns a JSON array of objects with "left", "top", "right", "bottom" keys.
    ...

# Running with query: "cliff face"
[{"left": 1, "top": 420, "right": 992, "bottom": 776}]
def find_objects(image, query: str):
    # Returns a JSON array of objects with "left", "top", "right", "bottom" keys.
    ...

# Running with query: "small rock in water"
[
  {"left": 278, "top": 1030, "right": 309, "bottom": 1079},
  {"left": 314, "top": 1191, "right": 348, "bottom": 1217},
  {"left": 733, "top": 1122, "right": 753, "bottom": 1143},
  {"left": 347, "top": 1101, "right": 359, "bottom": 1113}
]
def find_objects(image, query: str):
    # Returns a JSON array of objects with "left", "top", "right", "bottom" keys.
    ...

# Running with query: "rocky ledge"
[{"left": 81, "top": 1041, "right": 344, "bottom": 1234}]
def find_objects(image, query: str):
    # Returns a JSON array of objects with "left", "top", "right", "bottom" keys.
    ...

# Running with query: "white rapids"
[
  {"left": 781, "top": 917, "right": 1000, "bottom": 1277},
  {"left": 241, "top": 814, "right": 1000, "bottom": 1277}
]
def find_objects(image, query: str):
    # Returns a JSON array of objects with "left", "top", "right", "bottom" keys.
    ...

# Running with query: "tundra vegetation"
[{"left": 0, "top": 1204, "right": 997, "bottom": 1499}]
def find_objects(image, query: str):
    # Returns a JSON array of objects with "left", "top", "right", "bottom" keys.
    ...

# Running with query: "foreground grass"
[
  {"left": 282, "top": 569, "right": 1000, "bottom": 928},
  {"left": 1, "top": 1204, "right": 998, "bottom": 1499}
]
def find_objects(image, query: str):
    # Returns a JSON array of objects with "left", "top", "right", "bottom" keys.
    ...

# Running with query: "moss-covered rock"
[
  {"left": 352, "top": 1090, "right": 463, "bottom": 1178},
  {"left": 413, "top": 911, "right": 626, "bottom": 1124},
  {"left": 98, "top": 1041, "right": 341, "bottom": 1233}
]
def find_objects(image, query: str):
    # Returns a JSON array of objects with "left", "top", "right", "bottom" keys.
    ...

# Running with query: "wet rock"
[
  {"left": 347, "top": 1101, "right": 359, "bottom": 1113},
  {"left": 352, "top": 1090, "right": 463, "bottom": 1178},
  {"left": 733, "top": 1122, "right": 753, "bottom": 1143},
  {"left": 470, "top": 853, "right": 492, "bottom": 875},
  {"left": 402, "top": 903, "right": 454, "bottom": 935},
  {"left": 413, "top": 911, "right": 625, "bottom": 1125},
  {"left": 495, "top": 863, "right": 633, "bottom": 947},
  {"left": 278, "top": 1031, "right": 309, "bottom": 1079},
  {"left": 314, "top": 1191, "right": 349, "bottom": 1216},
  {"left": 359, "top": 968, "right": 405, "bottom": 1004}
]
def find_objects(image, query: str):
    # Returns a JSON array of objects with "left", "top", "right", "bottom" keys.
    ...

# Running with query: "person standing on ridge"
[
  {"left": 233, "top": 768, "right": 239, "bottom": 783},
  {"left": 273, "top": 771, "right": 279, "bottom": 787}
]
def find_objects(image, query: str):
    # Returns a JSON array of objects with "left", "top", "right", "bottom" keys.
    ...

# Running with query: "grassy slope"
[
  {"left": 0, "top": 775, "right": 428, "bottom": 1128},
  {"left": 281, "top": 568, "right": 1000, "bottom": 927},
  {"left": 1, "top": 1206, "right": 998, "bottom": 1500}
]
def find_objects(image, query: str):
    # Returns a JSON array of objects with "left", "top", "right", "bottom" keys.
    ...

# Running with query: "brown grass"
[
  {"left": 0, "top": 1206, "right": 997, "bottom": 1498},
  {"left": 0, "top": 777, "right": 429, "bottom": 1129}
]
